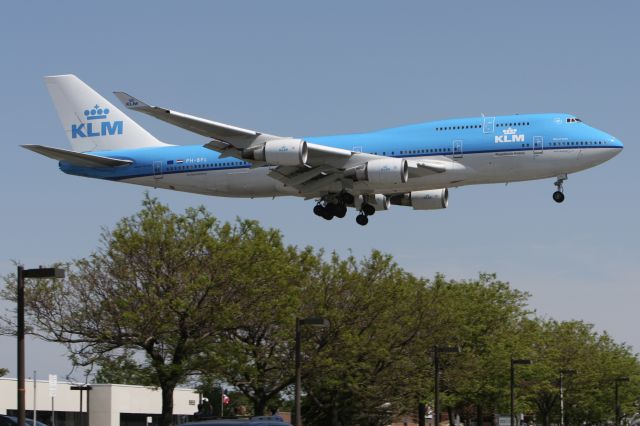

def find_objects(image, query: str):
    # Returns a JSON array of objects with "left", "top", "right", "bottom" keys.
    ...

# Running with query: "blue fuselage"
[{"left": 59, "top": 113, "right": 623, "bottom": 198}]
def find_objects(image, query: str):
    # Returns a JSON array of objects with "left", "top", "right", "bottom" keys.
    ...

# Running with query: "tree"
[
  {"left": 433, "top": 274, "right": 531, "bottom": 424},
  {"left": 1, "top": 196, "right": 285, "bottom": 426},
  {"left": 93, "top": 351, "right": 154, "bottom": 385},
  {"left": 0, "top": 368, "right": 7, "bottom": 377},
  {"left": 2, "top": 196, "right": 638, "bottom": 426},
  {"left": 200, "top": 221, "right": 323, "bottom": 416},
  {"left": 510, "top": 319, "right": 640, "bottom": 426},
  {"left": 301, "top": 251, "right": 431, "bottom": 426}
]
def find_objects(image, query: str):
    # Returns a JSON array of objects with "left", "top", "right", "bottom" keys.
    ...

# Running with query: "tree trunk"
[
  {"left": 253, "top": 395, "right": 266, "bottom": 417},
  {"left": 330, "top": 399, "right": 339, "bottom": 426},
  {"left": 331, "top": 389, "right": 339, "bottom": 426},
  {"left": 160, "top": 383, "right": 176, "bottom": 426},
  {"left": 448, "top": 406, "right": 454, "bottom": 426},
  {"left": 476, "top": 405, "right": 482, "bottom": 426}
]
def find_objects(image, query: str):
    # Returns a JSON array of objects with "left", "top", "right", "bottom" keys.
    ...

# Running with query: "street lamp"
[
  {"left": 614, "top": 376, "right": 630, "bottom": 426},
  {"left": 559, "top": 369, "right": 576, "bottom": 426},
  {"left": 17, "top": 266, "right": 65, "bottom": 426},
  {"left": 510, "top": 358, "right": 532, "bottom": 426},
  {"left": 433, "top": 346, "right": 461, "bottom": 426},
  {"left": 294, "top": 317, "right": 329, "bottom": 426}
]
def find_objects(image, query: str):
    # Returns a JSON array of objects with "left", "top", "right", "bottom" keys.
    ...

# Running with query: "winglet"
[{"left": 113, "top": 91, "right": 153, "bottom": 111}]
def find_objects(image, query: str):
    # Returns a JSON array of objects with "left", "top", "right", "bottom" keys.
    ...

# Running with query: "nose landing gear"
[{"left": 553, "top": 174, "right": 567, "bottom": 203}]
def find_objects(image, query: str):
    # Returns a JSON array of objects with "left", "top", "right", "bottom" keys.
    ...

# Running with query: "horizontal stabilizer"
[{"left": 21, "top": 145, "right": 133, "bottom": 167}]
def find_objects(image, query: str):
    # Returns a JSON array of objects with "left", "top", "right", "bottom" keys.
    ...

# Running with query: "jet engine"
[
  {"left": 390, "top": 189, "right": 449, "bottom": 210},
  {"left": 350, "top": 158, "right": 408, "bottom": 185},
  {"left": 243, "top": 138, "right": 308, "bottom": 166}
]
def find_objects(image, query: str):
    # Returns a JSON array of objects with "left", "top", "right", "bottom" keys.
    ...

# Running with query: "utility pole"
[
  {"left": 614, "top": 377, "right": 630, "bottom": 426},
  {"left": 433, "top": 346, "right": 461, "bottom": 426},
  {"left": 33, "top": 371, "right": 37, "bottom": 424},
  {"left": 510, "top": 359, "right": 532, "bottom": 426},
  {"left": 17, "top": 267, "right": 65, "bottom": 426},
  {"left": 559, "top": 369, "right": 576, "bottom": 426},
  {"left": 293, "top": 317, "right": 330, "bottom": 426}
]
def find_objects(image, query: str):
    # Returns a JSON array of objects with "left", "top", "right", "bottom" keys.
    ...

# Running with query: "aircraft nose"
[{"left": 612, "top": 137, "right": 624, "bottom": 149}]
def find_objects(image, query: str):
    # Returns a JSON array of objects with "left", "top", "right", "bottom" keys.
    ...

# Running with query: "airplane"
[{"left": 24, "top": 75, "right": 623, "bottom": 226}]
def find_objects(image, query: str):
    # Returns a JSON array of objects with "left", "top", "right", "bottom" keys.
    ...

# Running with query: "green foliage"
[
  {"left": 93, "top": 351, "right": 154, "bottom": 385},
  {"left": 0, "top": 368, "right": 7, "bottom": 377},
  {"left": 2, "top": 196, "right": 638, "bottom": 426}
]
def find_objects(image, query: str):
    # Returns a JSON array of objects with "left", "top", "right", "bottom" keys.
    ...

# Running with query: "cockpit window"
[{"left": 566, "top": 118, "right": 582, "bottom": 123}]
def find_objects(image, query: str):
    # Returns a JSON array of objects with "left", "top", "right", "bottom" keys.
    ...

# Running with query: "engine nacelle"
[
  {"left": 391, "top": 189, "right": 449, "bottom": 210},
  {"left": 243, "top": 138, "right": 308, "bottom": 166},
  {"left": 352, "top": 158, "right": 408, "bottom": 185}
]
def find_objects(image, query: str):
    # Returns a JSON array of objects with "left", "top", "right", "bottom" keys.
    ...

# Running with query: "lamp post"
[
  {"left": 614, "top": 376, "right": 630, "bottom": 426},
  {"left": 510, "top": 358, "right": 532, "bottom": 426},
  {"left": 433, "top": 346, "right": 461, "bottom": 426},
  {"left": 17, "top": 266, "right": 65, "bottom": 426},
  {"left": 294, "top": 317, "right": 329, "bottom": 426},
  {"left": 559, "top": 369, "right": 576, "bottom": 426}
]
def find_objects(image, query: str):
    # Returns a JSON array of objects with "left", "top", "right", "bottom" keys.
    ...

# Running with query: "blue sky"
[{"left": 1, "top": 1, "right": 638, "bottom": 381}]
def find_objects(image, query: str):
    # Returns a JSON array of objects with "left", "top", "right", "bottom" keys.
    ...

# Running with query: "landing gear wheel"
[
  {"left": 356, "top": 214, "right": 369, "bottom": 226},
  {"left": 313, "top": 204, "right": 324, "bottom": 216},
  {"left": 552, "top": 174, "right": 567, "bottom": 204},
  {"left": 553, "top": 191, "right": 565, "bottom": 203},
  {"left": 335, "top": 204, "right": 347, "bottom": 218},
  {"left": 362, "top": 204, "right": 375, "bottom": 216}
]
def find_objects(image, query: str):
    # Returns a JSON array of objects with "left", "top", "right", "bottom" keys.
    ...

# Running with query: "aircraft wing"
[
  {"left": 21, "top": 145, "right": 132, "bottom": 167},
  {"left": 114, "top": 91, "right": 277, "bottom": 148},
  {"left": 114, "top": 91, "right": 364, "bottom": 194},
  {"left": 114, "top": 92, "right": 463, "bottom": 195}
]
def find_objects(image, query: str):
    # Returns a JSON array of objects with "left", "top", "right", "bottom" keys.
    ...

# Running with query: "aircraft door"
[
  {"left": 533, "top": 136, "right": 543, "bottom": 154},
  {"left": 153, "top": 161, "right": 163, "bottom": 179},
  {"left": 483, "top": 116, "right": 495, "bottom": 133},
  {"left": 453, "top": 140, "right": 463, "bottom": 158}
]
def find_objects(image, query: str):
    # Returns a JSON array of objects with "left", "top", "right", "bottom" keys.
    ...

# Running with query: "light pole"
[
  {"left": 510, "top": 358, "right": 532, "bottom": 426},
  {"left": 559, "top": 369, "right": 576, "bottom": 426},
  {"left": 614, "top": 376, "right": 630, "bottom": 426},
  {"left": 17, "top": 266, "right": 65, "bottom": 426},
  {"left": 433, "top": 346, "right": 461, "bottom": 426},
  {"left": 294, "top": 317, "right": 329, "bottom": 426}
]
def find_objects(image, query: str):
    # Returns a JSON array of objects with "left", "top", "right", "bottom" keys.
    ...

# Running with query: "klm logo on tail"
[{"left": 71, "top": 105, "right": 123, "bottom": 139}]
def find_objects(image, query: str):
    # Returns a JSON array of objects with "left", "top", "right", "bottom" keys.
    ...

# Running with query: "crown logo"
[
  {"left": 503, "top": 127, "right": 517, "bottom": 135},
  {"left": 83, "top": 104, "right": 110, "bottom": 121}
]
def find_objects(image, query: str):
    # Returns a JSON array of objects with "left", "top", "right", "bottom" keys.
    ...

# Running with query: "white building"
[{"left": 0, "top": 378, "right": 199, "bottom": 426}]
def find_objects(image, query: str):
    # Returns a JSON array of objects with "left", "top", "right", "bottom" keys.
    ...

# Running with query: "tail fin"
[{"left": 45, "top": 74, "right": 169, "bottom": 152}]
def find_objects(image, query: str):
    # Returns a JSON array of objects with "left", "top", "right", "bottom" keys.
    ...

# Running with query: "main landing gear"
[
  {"left": 313, "top": 201, "right": 348, "bottom": 221},
  {"left": 355, "top": 203, "right": 376, "bottom": 226},
  {"left": 313, "top": 193, "right": 376, "bottom": 226},
  {"left": 356, "top": 214, "right": 369, "bottom": 226},
  {"left": 553, "top": 174, "right": 567, "bottom": 203}
]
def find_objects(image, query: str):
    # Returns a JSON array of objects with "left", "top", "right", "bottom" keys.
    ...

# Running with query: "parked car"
[
  {"left": 0, "top": 416, "right": 48, "bottom": 426},
  {"left": 180, "top": 416, "right": 292, "bottom": 426}
]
